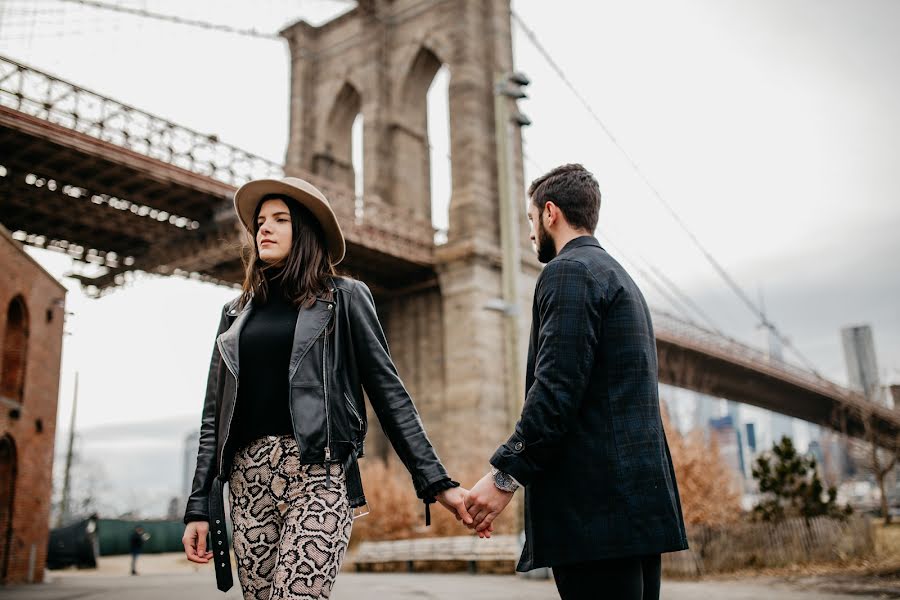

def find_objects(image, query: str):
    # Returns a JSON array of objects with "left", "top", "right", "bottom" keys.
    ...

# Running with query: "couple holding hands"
[{"left": 182, "top": 164, "right": 687, "bottom": 600}]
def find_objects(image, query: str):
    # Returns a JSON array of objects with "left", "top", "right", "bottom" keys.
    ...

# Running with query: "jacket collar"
[
  {"left": 557, "top": 234, "right": 603, "bottom": 257},
  {"left": 216, "top": 290, "right": 335, "bottom": 379}
]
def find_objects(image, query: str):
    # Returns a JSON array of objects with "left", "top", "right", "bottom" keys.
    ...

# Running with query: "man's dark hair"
[{"left": 528, "top": 163, "right": 601, "bottom": 232}]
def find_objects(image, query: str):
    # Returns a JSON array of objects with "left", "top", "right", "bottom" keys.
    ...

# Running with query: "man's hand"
[
  {"left": 435, "top": 487, "right": 474, "bottom": 527},
  {"left": 465, "top": 472, "right": 514, "bottom": 536},
  {"left": 182, "top": 521, "right": 213, "bottom": 564}
]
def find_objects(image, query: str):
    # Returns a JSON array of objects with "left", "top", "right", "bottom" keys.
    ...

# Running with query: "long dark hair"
[{"left": 238, "top": 194, "right": 336, "bottom": 310}]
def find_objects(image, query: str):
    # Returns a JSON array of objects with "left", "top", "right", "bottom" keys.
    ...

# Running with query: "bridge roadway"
[{"left": 1, "top": 54, "right": 897, "bottom": 448}]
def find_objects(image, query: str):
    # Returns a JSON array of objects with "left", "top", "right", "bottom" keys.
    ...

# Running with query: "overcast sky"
[{"left": 1, "top": 1, "right": 898, "bottom": 515}]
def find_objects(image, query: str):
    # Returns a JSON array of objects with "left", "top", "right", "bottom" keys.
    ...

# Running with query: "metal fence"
[{"left": 663, "top": 514, "right": 874, "bottom": 575}]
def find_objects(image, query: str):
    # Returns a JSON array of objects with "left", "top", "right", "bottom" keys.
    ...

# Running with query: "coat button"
[
  {"left": 327, "top": 304, "right": 333, "bottom": 310},
  {"left": 514, "top": 441, "right": 524, "bottom": 451}
]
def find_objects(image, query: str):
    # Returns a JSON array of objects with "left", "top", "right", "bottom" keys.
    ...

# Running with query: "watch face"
[{"left": 493, "top": 470, "right": 518, "bottom": 492}]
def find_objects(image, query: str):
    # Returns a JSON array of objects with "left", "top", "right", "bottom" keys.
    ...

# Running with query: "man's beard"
[{"left": 535, "top": 219, "right": 556, "bottom": 264}]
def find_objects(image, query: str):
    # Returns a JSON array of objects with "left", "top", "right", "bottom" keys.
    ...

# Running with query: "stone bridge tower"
[{"left": 280, "top": 0, "right": 540, "bottom": 477}]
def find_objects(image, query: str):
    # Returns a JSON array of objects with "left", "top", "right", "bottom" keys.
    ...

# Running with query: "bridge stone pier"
[{"left": 279, "top": 0, "right": 541, "bottom": 475}]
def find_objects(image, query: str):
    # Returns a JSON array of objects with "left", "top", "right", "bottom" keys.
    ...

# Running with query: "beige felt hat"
[{"left": 233, "top": 176, "right": 346, "bottom": 265}]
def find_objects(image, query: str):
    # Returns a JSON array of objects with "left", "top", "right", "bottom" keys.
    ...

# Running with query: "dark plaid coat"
[{"left": 491, "top": 236, "right": 688, "bottom": 571}]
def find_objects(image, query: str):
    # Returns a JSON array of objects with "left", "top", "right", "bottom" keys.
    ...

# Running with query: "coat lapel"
[
  {"left": 216, "top": 302, "right": 254, "bottom": 377},
  {"left": 288, "top": 298, "right": 334, "bottom": 379}
]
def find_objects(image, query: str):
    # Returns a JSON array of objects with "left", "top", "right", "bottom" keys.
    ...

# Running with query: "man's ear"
[{"left": 544, "top": 201, "right": 557, "bottom": 227}]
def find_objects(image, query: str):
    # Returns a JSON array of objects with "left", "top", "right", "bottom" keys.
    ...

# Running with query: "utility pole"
[
  {"left": 58, "top": 372, "right": 78, "bottom": 527},
  {"left": 494, "top": 71, "right": 530, "bottom": 435},
  {"left": 494, "top": 71, "right": 530, "bottom": 535}
]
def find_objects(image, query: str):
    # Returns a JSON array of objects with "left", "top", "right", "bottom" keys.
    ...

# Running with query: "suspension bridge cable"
[
  {"left": 56, "top": 0, "right": 282, "bottom": 39},
  {"left": 511, "top": 10, "right": 820, "bottom": 373}
]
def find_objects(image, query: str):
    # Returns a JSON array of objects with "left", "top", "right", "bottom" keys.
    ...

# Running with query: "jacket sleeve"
[
  {"left": 490, "top": 259, "right": 601, "bottom": 486},
  {"left": 348, "top": 280, "right": 451, "bottom": 496},
  {"left": 183, "top": 303, "right": 230, "bottom": 524}
]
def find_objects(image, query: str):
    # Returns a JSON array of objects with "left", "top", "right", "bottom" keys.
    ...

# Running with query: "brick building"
[{"left": 0, "top": 225, "right": 66, "bottom": 584}]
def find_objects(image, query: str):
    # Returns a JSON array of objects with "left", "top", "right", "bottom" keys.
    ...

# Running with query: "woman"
[{"left": 181, "top": 176, "right": 472, "bottom": 598}]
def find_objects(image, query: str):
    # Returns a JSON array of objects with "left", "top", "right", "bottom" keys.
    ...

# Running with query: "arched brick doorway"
[
  {"left": 1, "top": 296, "right": 29, "bottom": 403},
  {"left": 0, "top": 435, "right": 16, "bottom": 583}
]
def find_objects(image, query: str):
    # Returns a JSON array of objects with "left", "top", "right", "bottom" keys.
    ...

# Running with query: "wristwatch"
[{"left": 491, "top": 467, "right": 520, "bottom": 493}]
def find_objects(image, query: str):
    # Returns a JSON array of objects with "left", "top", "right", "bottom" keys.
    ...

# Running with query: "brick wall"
[{"left": 0, "top": 226, "right": 66, "bottom": 584}]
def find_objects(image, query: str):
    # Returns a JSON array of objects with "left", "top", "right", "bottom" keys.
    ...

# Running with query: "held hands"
[
  {"left": 182, "top": 521, "right": 214, "bottom": 564},
  {"left": 434, "top": 487, "right": 496, "bottom": 537},
  {"left": 463, "top": 472, "right": 514, "bottom": 538}
]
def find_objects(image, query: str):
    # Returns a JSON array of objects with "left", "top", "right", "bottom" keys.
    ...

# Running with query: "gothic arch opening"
[
  {"left": 0, "top": 435, "right": 16, "bottom": 583},
  {"left": 351, "top": 112, "right": 364, "bottom": 212},
  {"left": 1, "top": 296, "right": 29, "bottom": 403},
  {"left": 315, "top": 82, "right": 363, "bottom": 191},
  {"left": 427, "top": 66, "right": 451, "bottom": 244},
  {"left": 393, "top": 46, "right": 450, "bottom": 228}
]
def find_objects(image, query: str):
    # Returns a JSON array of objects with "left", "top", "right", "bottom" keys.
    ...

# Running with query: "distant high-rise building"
[
  {"left": 807, "top": 439, "right": 825, "bottom": 470},
  {"left": 182, "top": 430, "right": 200, "bottom": 503},
  {"left": 841, "top": 324, "right": 882, "bottom": 403},
  {"left": 726, "top": 401, "right": 751, "bottom": 478},
  {"left": 745, "top": 423, "right": 757, "bottom": 454},
  {"left": 692, "top": 393, "right": 716, "bottom": 433},
  {"left": 770, "top": 413, "right": 794, "bottom": 447},
  {"left": 710, "top": 415, "right": 745, "bottom": 485}
]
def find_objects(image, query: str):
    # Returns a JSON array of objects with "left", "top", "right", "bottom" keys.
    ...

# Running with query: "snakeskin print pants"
[{"left": 229, "top": 435, "right": 353, "bottom": 600}]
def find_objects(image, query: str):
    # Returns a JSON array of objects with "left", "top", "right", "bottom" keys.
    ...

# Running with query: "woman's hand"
[
  {"left": 435, "top": 487, "right": 473, "bottom": 525},
  {"left": 435, "top": 487, "right": 494, "bottom": 537},
  {"left": 182, "top": 521, "right": 213, "bottom": 564}
]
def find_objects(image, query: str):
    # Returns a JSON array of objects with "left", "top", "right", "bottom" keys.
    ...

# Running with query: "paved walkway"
[{"left": 2, "top": 554, "right": 893, "bottom": 599}]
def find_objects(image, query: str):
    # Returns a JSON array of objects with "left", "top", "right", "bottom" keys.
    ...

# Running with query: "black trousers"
[{"left": 553, "top": 555, "right": 661, "bottom": 600}]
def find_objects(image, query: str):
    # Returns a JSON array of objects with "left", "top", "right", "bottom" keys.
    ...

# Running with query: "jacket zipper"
[
  {"left": 344, "top": 392, "right": 364, "bottom": 435},
  {"left": 216, "top": 337, "right": 239, "bottom": 478},
  {"left": 323, "top": 332, "right": 332, "bottom": 488},
  {"left": 285, "top": 304, "right": 333, "bottom": 466}
]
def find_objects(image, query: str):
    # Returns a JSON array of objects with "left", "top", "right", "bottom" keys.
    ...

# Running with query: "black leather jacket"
[{"left": 183, "top": 276, "right": 452, "bottom": 523}]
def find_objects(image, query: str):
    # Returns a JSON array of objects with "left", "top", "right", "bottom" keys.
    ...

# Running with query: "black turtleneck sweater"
[{"left": 231, "top": 274, "right": 297, "bottom": 449}]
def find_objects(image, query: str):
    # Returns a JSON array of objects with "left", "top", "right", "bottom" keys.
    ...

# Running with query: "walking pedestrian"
[{"left": 181, "top": 177, "right": 473, "bottom": 598}]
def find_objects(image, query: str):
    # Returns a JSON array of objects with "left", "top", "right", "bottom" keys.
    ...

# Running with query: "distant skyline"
[{"left": 2, "top": 0, "right": 898, "bottom": 515}]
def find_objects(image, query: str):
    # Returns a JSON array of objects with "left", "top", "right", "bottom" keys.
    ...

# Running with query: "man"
[
  {"left": 464, "top": 164, "right": 688, "bottom": 599},
  {"left": 129, "top": 526, "right": 149, "bottom": 575}
]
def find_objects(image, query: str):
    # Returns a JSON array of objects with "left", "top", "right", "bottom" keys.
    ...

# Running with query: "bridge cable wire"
[
  {"left": 55, "top": 0, "right": 282, "bottom": 39},
  {"left": 511, "top": 10, "right": 821, "bottom": 374}
]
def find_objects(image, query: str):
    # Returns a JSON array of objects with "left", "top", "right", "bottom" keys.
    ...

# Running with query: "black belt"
[
  {"left": 343, "top": 447, "right": 367, "bottom": 509},
  {"left": 209, "top": 478, "right": 233, "bottom": 593}
]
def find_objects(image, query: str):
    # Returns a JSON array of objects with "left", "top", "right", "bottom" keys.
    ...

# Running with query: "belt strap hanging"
[{"left": 208, "top": 478, "right": 233, "bottom": 592}]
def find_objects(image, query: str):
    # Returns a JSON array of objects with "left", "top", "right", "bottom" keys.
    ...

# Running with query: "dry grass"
[
  {"left": 349, "top": 458, "right": 485, "bottom": 548},
  {"left": 688, "top": 518, "right": 898, "bottom": 581},
  {"left": 662, "top": 407, "right": 742, "bottom": 527}
]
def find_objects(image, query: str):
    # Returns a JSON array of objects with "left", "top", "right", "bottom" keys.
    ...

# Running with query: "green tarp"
[{"left": 97, "top": 519, "right": 186, "bottom": 556}]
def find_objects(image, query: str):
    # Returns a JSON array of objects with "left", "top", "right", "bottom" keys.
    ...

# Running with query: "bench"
[{"left": 348, "top": 535, "right": 521, "bottom": 574}]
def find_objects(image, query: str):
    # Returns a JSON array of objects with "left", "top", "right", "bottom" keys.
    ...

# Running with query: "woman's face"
[{"left": 256, "top": 198, "right": 293, "bottom": 264}]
